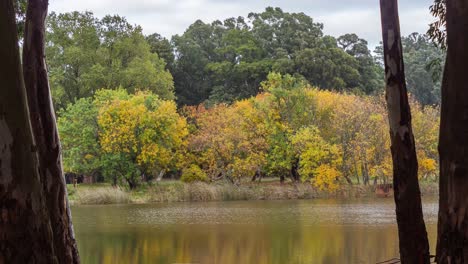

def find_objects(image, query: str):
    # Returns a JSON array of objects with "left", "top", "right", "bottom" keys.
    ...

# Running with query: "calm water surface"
[{"left": 72, "top": 198, "right": 438, "bottom": 264}]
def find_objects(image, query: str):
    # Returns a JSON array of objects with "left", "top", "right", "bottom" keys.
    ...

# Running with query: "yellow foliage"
[
  {"left": 188, "top": 100, "right": 268, "bottom": 181},
  {"left": 98, "top": 91, "right": 188, "bottom": 176},
  {"left": 419, "top": 157, "right": 437, "bottom": 179},
  {"left": 313, "top": 164, "right": 341, "bottom": 191},
  {"left": 181, "top": 164, "right": 207, "bottom": 183}
]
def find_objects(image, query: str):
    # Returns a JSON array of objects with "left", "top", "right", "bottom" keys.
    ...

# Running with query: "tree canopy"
[
  {"left": 171, "top": 7, "right": 384, "bottom": 105},
  {"left": 375, "top": 32, "right": 445, "bottom": 105},
  {"left": 44, "top": 8, "right": 444, "bottom": 109},
  {"left": 46, "top": 12, "right": 175, "bottom": 109}
]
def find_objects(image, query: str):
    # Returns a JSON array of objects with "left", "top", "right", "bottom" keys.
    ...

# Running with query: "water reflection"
[{"left": 72, "top": 198, "right": 438, "bottom": 264}]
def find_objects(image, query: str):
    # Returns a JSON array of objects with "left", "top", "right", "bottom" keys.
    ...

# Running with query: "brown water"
[{"left": 72, "top": 198, "right": 438, "bottom": 264}]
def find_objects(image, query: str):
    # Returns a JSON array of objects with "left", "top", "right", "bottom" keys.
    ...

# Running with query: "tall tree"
[
  {"left": 0, "top": 0, "right": 57, "bottom": 261},
  {"left": 171, "top": 20, "right": 218, "bottom": 105},
  {"left": 46, "top": 12, "right": 174, "bottom": 109},
  {"left": 146, "top": 33, "right": 174, "bottom": 69},
  {"left": 22, "top": 0, "right": 80, "bottom": 262},
  {"left": 380, "top": 0, "right": 430, "bottom": 263},
  {"left": 436, "top": 0, "right": 468, "bottom": 262}
]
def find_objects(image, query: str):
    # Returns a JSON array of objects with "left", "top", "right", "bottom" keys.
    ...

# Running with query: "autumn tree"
[
  {"left": 187, "top": 101, "right": 268, "bottom": 183},
  {"left": 98, "top": 90, "right": 188, "bottom": 188},
  {"left": 291, "top": 127, "right": 341, "bottom": 191}
]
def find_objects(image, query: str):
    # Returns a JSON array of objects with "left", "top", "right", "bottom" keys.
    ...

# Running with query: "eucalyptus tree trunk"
[
  {"left": 379, "top": 0, "right": 430, "bottom": 263},
  {"left": 0, "top": 0, "right": 57, "bottom": 262},
  {"left": 436, "top": 0, "right": 468, "bottom": 262},
  {"left": 22, "top": 0, "right": 80, "bottom": 262}
]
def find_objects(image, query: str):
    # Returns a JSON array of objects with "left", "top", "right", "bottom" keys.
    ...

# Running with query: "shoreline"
[{"left": 68, "top": 181, "right": 439, "bottom": 205}]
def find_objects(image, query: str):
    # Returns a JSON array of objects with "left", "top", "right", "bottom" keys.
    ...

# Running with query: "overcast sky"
[{"left": 49, "top": 0, "right": 435, "bottom": 48}]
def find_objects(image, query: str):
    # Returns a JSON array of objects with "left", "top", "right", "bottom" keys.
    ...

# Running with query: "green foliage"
[
  {"left": 428, "top": 0, "right": 446, "bottom": 48},
  {"left": 46, "top": 12, "right": 174, "bottom": 109},
  {"left": 180, "top": 165, "right": 208, "bottom": 183},
  {"left": 58, "top": 98, "right": 100, "bottom": 175},
  {"left": 146, "top": 33, "right": 174, "bottom": 68},
  {"left": 374, "top": 33, "right": 445, "bottom": 105},
  {"left": 171, "top": 7, "right": 383, "bottom": 106},
  {"left": 402, "top": 33, "right": 445, "bottom": 105}
]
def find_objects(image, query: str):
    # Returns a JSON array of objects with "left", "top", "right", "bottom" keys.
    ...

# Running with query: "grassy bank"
[{"left": 67, "top": 180, "right": 439, "bottom": 205}]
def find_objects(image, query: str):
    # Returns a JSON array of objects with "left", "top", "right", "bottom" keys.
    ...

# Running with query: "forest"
[{"left": 50, "top": 8, "right": 444, "bottom": 190}]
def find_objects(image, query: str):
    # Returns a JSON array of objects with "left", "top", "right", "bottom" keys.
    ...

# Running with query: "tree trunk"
[
  {"left": 156, "top": 170, "right": 165, "bottom": 182},
  {"left": 436, "top": 0, "right": 468, "bottom": 262},
  {"left": 126, "top": 177, "right": 137, "bottom": 190},
  {"left": 22, "top": 1, "right": 80, "bottom": 262},
  {"left": 251, "top": 169, "right": 263, "bottom": 182},
  {"left": 379, "top": 1, "right": 430, "bottom": 263},
  {"left": 352, "top": 155, "right": 360, "bottom": 184},
  {"left": 0, "top": 0, "right": 57, "bottom": 262},
  {"left": 291, "top": 158, "right": 300, "bottom": 183},
  {"left": 341, "top": 140, "right": 353, "bottom": 184}
]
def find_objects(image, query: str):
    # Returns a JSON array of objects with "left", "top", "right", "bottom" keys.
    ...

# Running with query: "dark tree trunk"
[
  {"left": 436, "top": 0, "right": 468, "bottom": 262},
  {"left": 126, "top": 177, "right": 137, "bottom": 190},
  {"left": 379, "top": 1, "right": 430, "bottom": 263},
  {"left": 291, "top": 159, "right": 300, "bottom": 183},
  {"left": 361, "top": 161, "right": 369, "bottom": 185},
  {"left": 251, "top": 169, "right": 263, "bottom": 182},
  {"left": 22, "top": 0, "right": 80, "bottom": 262},
  {"left": 353, "top": 156, "right": 360, "bottom": 184},
  {"left": 363, "top": 156, "right": 370, "bottom": 185},
  {"left": 340, "top": 141, "right": 353, "bottom": 184},
  {"left": 251, "top": 170, "right": 259, "bottom": 182},
  {"left": 0, "top": 0, "right": 57, "bottom": 262}
]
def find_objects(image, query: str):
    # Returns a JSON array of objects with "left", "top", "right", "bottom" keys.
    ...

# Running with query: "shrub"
[{"left": 180, "top": 165, "right": 207, "bottom": 183}]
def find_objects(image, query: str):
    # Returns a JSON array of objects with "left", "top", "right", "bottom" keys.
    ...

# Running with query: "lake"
[{"left": 72, "top": 198, "right": 438, "bottom": 264}]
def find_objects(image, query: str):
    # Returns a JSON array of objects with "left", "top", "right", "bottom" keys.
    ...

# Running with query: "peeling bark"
[
  {"left": 22, "top": 0, "right": 80, "bottom": 263},
  {"left": 0, "top": 0, "right": 57, "bottom": 262},
  {"left": 436, "top": 0, "right": 468, "bottom": 262},
  {"left": 379, "top": 1, "right": 430, "bottom": 263}
]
